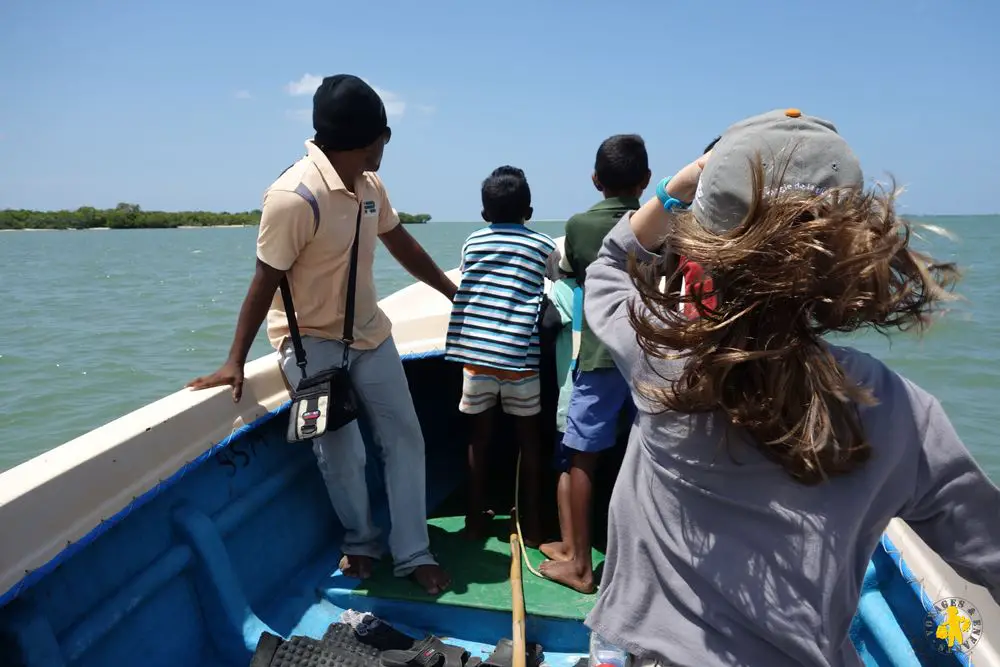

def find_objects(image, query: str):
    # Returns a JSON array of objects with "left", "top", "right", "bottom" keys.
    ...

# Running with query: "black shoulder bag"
[{"left": 282, "top": 200, "right": 363, "bottom": 443}]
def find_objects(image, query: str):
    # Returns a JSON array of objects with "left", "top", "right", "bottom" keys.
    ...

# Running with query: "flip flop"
[
  {"left": 482, "top": 639, "right": 544, "bottom": 667},
  {"left": 380, "top": 636, "right": 479, "bottom": 667}
]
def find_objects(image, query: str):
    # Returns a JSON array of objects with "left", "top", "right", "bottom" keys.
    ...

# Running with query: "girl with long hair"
[{"left": 583, "top": 109, "right": 1000, "bottom": 666}]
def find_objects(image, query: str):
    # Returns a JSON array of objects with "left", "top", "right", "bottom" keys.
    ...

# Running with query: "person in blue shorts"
[
  {"left": 539, "top": 135, "right": 649, "bottom": 593},
  {"left": 444, "top": 166, "right": 557, "bottom": 546}
]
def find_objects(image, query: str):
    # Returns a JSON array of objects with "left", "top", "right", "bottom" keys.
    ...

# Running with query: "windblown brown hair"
[{"left": 627, "top": 157, "right": 961, "bottom": 485}]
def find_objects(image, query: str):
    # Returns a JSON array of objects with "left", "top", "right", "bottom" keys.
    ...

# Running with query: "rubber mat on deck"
[
  {"left": 323, "top": 621, "right": 416, "bottom": 652},
  {"left": 251, "top": 617, "right": 415, "bottom": 667},
  {"left": 254, "top": 634, "right": 383, "bottom": 667},
  {"left": 250, "top": 613, "right": 488, "bottom": 667}
]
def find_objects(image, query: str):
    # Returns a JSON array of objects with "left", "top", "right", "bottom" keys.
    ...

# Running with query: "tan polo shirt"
[{"left": 256, "top": 140, "right": 400, "bottom": 351}]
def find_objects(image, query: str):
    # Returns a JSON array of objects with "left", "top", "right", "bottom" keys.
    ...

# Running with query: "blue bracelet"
[{"left": 655, "top": 177, "right": 691, "bottom": 212}]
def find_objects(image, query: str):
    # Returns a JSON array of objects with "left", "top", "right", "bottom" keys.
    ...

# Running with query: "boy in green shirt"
[{"left": 540, "top": 135, "right": 650, "bottom": 593}]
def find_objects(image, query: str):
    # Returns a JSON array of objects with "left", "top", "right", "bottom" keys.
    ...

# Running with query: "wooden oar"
[{"left": 509, "top": 532, "right": 526, "bottom": 667}]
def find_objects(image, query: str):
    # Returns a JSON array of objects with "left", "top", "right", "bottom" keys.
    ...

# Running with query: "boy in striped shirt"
[{"left": 445, "top": 165, "right": 557, "bottom": 544}]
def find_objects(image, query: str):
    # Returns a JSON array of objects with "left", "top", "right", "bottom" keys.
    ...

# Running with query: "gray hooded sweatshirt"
[{"left": 583, "top": 213, "right": 1000, "bottom": 667}]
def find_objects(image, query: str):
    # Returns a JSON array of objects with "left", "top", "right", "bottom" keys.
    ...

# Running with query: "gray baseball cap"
[{"left": 691, "top": 108, "right": 864, "bottom": 233}]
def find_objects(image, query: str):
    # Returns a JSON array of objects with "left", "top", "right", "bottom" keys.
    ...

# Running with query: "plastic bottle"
[{"left": 589, "top": 632, "right": 628, "bottom": 667}]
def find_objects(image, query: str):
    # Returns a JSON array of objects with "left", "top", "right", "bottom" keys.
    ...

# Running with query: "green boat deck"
[{"left": 347, "top": 515, "right": 604, "bottom": 621}]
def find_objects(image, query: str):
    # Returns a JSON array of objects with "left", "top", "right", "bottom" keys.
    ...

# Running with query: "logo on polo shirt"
[{"left": 363, "top": 200, "right": 377, "bottom": 216}]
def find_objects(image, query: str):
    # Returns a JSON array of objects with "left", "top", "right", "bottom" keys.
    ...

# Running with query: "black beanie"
[{"left": 312, "top": 74, "right": 388, "bottom": 151}]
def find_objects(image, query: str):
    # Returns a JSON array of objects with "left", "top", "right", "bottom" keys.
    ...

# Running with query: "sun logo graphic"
[{"left": 924, "top": 597, "right": 985, "bottom": 655}]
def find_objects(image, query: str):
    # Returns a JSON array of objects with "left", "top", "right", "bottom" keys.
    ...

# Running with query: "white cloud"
[
  {"left": 286, "top": 74, "right": 324, "bottom": 96},
  {"left": 415, "top": 104, "right": 436, "bottom": 115},
  {"left": 285, "top": 73, "right": 407, "bottom": 118},
  {"left": 234, "top": 90, "right": 252, "bottom": 100},
  {"left": 373, "top": 85, "right": 406, "bottom": 119}
]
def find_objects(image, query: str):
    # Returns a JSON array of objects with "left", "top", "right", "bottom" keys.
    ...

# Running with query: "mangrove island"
[{"left": 0, "top": 203, "right": 433, "bottom": 230}]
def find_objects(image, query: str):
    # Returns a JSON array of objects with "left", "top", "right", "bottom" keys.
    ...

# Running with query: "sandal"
[{"left": 380, "top": 636, "right": 479, "bottom": 667}]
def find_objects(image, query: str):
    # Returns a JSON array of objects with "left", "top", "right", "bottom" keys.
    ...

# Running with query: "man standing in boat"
[{"left": 187, "top": 74, "right": 455, "bottom": 595}]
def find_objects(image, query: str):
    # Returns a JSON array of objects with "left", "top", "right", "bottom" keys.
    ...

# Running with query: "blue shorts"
[{"left": 555, "top": 367, "right": 635, "bottom": 469}]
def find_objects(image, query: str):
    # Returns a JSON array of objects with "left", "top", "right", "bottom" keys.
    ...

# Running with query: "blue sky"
[{"left": 0, "top": 0, "right": 997, "bottom": 220}]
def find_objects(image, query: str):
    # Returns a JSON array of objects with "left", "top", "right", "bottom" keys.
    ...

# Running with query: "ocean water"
[{"left": 0, "top": 217, "right": 997, "bottom": 482}]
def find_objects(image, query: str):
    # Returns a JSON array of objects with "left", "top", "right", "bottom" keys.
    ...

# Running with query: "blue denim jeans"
[{"left": 279, "top": 335, "right": 436, "bottom": 576}]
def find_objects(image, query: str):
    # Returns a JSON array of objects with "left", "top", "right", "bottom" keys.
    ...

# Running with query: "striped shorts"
[{"left": 459, "top": 364, "right": 541, "bottom": 416}]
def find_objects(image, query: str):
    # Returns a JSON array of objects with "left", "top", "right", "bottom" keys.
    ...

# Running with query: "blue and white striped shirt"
[{"left": 445, "top": 223, "right": 558, "bottom": 371}]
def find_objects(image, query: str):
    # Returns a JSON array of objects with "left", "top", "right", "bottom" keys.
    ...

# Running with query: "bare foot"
[
  {"left": 411, "top": 564, "right": 452, "bottom": 595},
  {"left": 339, "top": 554, "right": 375, "bottom": 580},
  {"left": 539, "top": 559, "right": 596, "bottom": 594},
  {"left": 539, "top": 541, "right": 573, "bottom": 562}
]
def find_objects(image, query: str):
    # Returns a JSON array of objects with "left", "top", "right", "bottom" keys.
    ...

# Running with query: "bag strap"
[
  {"left": 279, "top": 184, "right": 364, "bottom": 381},
  {"left": 342, "top": 203, "right": 363, "bottom": 357}
]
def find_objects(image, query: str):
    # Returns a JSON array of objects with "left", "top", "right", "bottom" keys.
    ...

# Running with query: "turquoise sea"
[{"left": 0, "top": 217, "right": 997, "bottom": 480}]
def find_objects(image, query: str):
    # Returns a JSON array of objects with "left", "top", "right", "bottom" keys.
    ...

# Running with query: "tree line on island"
[{"left": 0, "top": 203, "right": 433, "bottom": 230}]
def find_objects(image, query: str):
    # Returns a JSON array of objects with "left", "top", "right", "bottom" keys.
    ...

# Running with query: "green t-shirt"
[{"left": 564, "top": 196, "right": 640, "bottom": 372}]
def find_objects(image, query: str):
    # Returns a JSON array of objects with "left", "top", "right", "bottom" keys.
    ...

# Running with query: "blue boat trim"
[
  {"left": 0, "top": 347, "right": 446, "bottom": 610},
  {"left": 880, "top": 534, "right": 937, "bottom": 617},
  {"left": 879, "top": 534, "right": 972, "bottom": 666}
]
